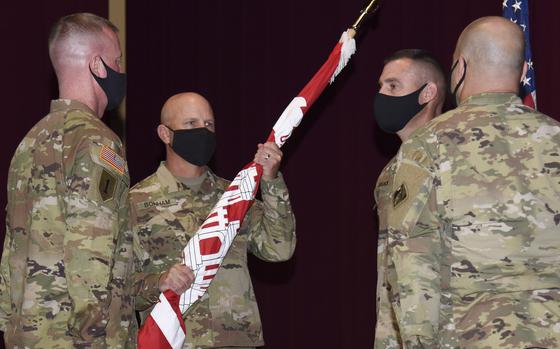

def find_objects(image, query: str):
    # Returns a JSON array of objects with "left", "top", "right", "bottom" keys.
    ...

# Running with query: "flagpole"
[{"left": 349, "top": 0, "right": 381, "bottom": 38}]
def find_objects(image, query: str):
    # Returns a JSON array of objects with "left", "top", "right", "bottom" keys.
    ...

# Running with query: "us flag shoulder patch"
[{"left": 99, "top": 145, "right": 126, "bottom": 174}]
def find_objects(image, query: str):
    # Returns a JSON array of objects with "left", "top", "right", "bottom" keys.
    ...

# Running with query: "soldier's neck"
[{"left": 58, "top": 85, "right": 101, "bottom": 117}]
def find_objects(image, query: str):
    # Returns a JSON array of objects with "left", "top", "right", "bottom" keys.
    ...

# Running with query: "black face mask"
[
  {"left": 90, "top": 58, "right": 127, "bottom": 111},
  {"left": 373, "top": 84, "right": 428, "bottom": 134},
  {"left": 450, "top": 59, "right": 467, "bottom": 106},
  {"left": 167, "top": 126, "right": 216, "bottom": 166}
]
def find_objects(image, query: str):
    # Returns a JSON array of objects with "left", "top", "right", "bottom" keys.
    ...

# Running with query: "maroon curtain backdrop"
[{"left": 2, "top": 1, "right": 560, "bottom": 348}]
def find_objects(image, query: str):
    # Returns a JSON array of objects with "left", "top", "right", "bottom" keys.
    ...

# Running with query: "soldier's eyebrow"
[{"left": 378, "top": 77, "right": 400, "bottom": 87}]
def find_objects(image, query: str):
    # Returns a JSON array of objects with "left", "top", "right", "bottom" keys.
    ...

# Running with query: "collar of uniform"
[
  {"left": 460, "top": 92, "right": 521, "bottom": 107},
  {"left": 156, "top": 161, "right": 219, "bottom": 194},
  {"left": 50, "top": 99, "right": 97, "bottom": 117}
]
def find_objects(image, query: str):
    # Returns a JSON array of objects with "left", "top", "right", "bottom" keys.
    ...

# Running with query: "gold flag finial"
[{"left": 348, "top": 0, "right": 381, "bottom": 37}]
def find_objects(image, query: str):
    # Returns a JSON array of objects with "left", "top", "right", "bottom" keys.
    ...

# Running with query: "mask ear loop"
[
  {"left": 452, "top": 58, "right": 468, "bottom": 97},
  {"left": 418, "top": 83, "right": 429, "bottom": 107},
  {"left": 163, "top": 124, "right": 175, "bottom": 146}
]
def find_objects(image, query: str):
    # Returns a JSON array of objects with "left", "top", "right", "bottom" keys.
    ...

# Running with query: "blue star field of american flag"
[{"left": 503, "top": 0, "right": 537, "bottom": 109}]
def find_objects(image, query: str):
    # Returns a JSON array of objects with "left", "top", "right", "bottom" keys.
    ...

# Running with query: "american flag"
[
  {"left": 503, "top": 0, "right": 537, "bottom": 109},
  {"left": 100, "top": 145, "right": 125, "bottom": 174}
]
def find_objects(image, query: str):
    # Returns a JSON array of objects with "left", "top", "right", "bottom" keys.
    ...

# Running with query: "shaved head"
[
  {"left": 158, "top": 92, "right": 216, "bottom": 174},
  {"left": 49, "top": 13, "right": 119, "bottom": 71},
  {"left": 452, "top": 16, "right": 526, "bottom": 101},
  {"left": 161, "top": 92, "right": 213, "bottom": 124},
  {"left": 48, "top": 13, "right": 123, "bottom": 116}
]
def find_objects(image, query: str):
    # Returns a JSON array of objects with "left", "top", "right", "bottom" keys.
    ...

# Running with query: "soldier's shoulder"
[
  {"left": 533, "top": 109, "right": 560, "bottom": 126},
  {"left": 396, "top": 125, "right": 438, "bottom": 172},
  {"left": 423, "top": 106, "right": 472, "bottom": 135},
  {"left": 129, "top": 172, "right": 169, "bottom": 212},
  {"left": 22, "top": 109, "right": 66, "bottom": 140},
  {"left": 379, "top": 156, "right": 397, "bottom": 177},
  {"left": 9, "top": 110, "right": 65, "bottom": 163},
  {"left": 211, "top": 172, "right": 231, "bottom": 190},
  {"left": 404, "top": 102, "right": 491, "bottom": 150},
  {"left": 65, "top": 109, "right": 121, "bottom": 146},
  {"left": 130, "top": 172, "right": 161, "bottom": 196}
]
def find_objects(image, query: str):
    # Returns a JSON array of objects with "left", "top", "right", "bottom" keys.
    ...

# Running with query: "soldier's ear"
[
  {"left": 419, "top": 82, "right": 437, "bottom": 105},
  {"left": 89, "top": 55, "right": 107, "bottom": 78},
  {"left": 157, "top": 124, "right": 172, "bottom": 145}
]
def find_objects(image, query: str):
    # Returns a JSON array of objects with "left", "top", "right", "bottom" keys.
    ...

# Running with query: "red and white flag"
[{"left": 137, "top": 30, "right": 357, "bottom": 349}]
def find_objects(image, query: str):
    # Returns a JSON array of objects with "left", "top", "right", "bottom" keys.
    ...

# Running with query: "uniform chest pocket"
[{"left": 137, "top": 206, "right": 203, "bottom": 254}]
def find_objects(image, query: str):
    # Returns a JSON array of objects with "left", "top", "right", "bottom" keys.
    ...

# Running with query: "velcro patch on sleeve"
[
  {"left": 99, "top": 169, "right": 117, "bottom": 202},
  {"left": 99, "top": 145, "right": 126, "bottom": 174},
  {"left": 392, "top": 183, "right": 408, "bottom": 208}
]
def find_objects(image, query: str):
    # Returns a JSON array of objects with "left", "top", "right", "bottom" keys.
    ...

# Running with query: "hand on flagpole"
[
  {"left": 159, "top": 264, "right": 195, "bottom": 295},
  {"left": 254, "top": 142, "right": 283, "bottom": 181}
]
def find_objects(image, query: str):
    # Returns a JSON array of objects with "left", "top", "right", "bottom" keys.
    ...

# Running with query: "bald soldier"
[
  {"left": 371, "top": 49, "right": 446, "bottom": 348},
  {"left": 385, "top": 16, "right": 560, "bottom": 348},
  {"left": 130, "top": 92, "right": 296, "bottom": 349},
  {"left": 0, "top": 13, "right": 134, "bottom": 348}
]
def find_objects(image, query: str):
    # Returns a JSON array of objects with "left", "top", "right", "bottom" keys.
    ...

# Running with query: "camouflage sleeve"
[
  {"left": 245, "top": 172, "right": 296, "bottom": 261},
  {"left": 62, "top": 138, "right": 127, "bottom": 346},
  {"left": 374, "top": 231, "right": 402, "bottom": 348},
  {"left": 386, "top": 147, "right": 441, "bottom": 348},
  {"left": 130, "top": 205, "right": 162, "bottom": 312},
  {"left": 105, "top": 199, "right": 137, "bottom": 348},
  {"left": 0, "top": 223, "right": 12, "bottom": 332}
]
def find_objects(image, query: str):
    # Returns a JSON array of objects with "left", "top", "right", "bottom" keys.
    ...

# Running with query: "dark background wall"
[{"left": 2, "top": 1, "right": 560, "bottom": 348}]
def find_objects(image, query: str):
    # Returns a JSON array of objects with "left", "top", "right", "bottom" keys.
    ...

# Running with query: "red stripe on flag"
[
  {"left": 199, "top": 236, "right": 222, "bottom": 255},
  {"left": 523, "top": 94, "right": 536, "bottom": 109},
  {"left": 201, "top": 221, "right": 220, "bottom": 229},
  {"left": 137, "top": 290, "right": 185, "bottom": 349},
  {"left": 207, "top": 212, "right": 218, "bottom": 219},
  {"left": 205, "top": 264, "right": 220, "bottom": 271}
]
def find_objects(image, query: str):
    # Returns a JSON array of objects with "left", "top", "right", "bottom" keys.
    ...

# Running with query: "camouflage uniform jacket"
[
  {"left": 0, "top": 100, "right": 136, "bottom": 348},
  {"left": 374, "top": 156, "right": 402, "bottom": 349},
  {"left": 386, "top": 93, "right": 560, "bottom": 348},
  {"left": 129, "top": 162, "right": 296, "bottom": 348}
]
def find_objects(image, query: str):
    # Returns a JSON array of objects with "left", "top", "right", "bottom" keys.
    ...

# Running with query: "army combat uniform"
[
  {"left": 0, "top": 100, "right": 136, "bottom": 348},
  {"left": 130, "top": 162, "right": 296, "bottom": 349},
  {"left": 385, "top": 93, "right": 560, "bottom": 348},
  {"left": 374, "top": 157, "right": 402, "bottom": 349}
]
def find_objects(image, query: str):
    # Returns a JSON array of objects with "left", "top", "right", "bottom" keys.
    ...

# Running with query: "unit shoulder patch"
[
  {"left": 99, "top": 169, "right": 117, "bottom": 202},
  {"left": 392, "top": 183, "right": 408, "bottom": 208}
]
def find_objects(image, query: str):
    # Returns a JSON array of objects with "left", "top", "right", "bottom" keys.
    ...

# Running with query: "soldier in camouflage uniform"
[
  {"left": 372, "top": 50, "right": 446, "bottom": 349},
  {"left": 385, "top": 17, "right": 560, "bottom": 348},
  {"left": 0, "top": 13, "right": 135, "bottom": 348},
  {"left": 130, "top": 92, "right": 296, "bottom": 349}
]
